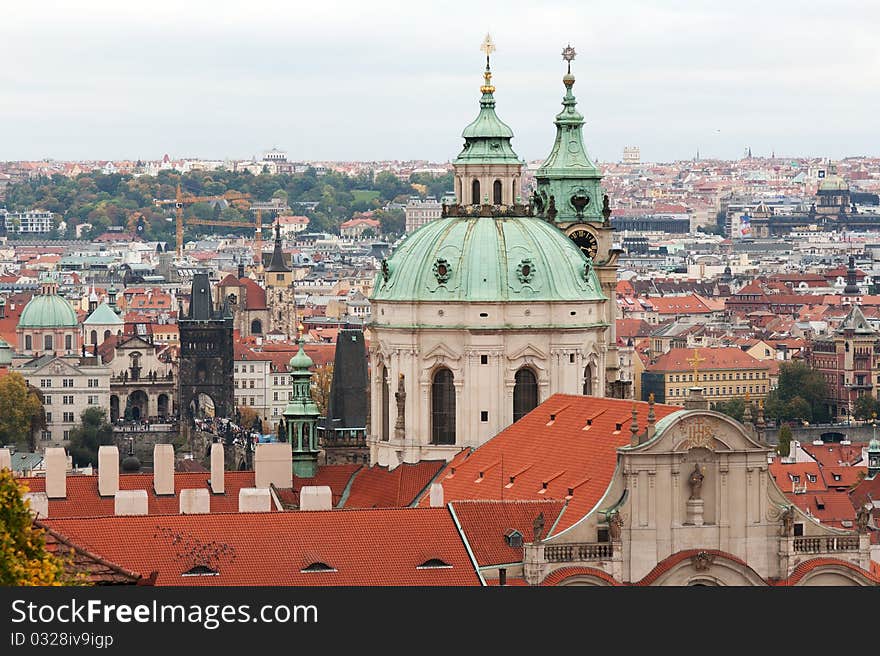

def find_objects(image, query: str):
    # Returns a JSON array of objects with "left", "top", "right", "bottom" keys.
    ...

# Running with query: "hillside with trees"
[{"left": 5, "top": 168, "right": 453, "bottom": 241}]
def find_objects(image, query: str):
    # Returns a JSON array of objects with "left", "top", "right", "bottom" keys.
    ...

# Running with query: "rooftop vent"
[
  {"left": 417, "top": 558, "right": 452, "bottom": 569},
  {"left": 182, "top": 565, "right": 219, "bottom": 577},
  {"left": 301, "top": 562, "right": 336, "bottom": 573}
]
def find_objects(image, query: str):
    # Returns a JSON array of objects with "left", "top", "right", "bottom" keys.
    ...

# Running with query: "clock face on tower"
[{"left": 567, "top": 228, "right": 598, "bottom": 260}]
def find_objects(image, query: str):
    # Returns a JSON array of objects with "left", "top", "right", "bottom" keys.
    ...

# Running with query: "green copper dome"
[
  {"left": 372, "top": 215, "right": 605, "bottom": 303},
  {"left": 288, "top": 342, "right": 314, "bottom": 371},
  {"left": 18, "top": 294, "right": 78, "bottom": 328},
  {"left": 0, "top": 338, "right": 12, "bottom": 366}
]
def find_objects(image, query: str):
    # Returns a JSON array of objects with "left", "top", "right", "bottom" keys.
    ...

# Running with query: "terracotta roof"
[
  {"left": 17, "top": 471, "right": 261, "bottom": 517},
  {"left": 43, "top": 508, "right": 481, "bottom": 586},
  {"left": 418, "top": 394, "right": 681, "bottom": 534},
  {"left": 800, "top": 442, "right": 863, "bottom": 467},
  {"left": 541, "top": 565, "right": 622, "bottom": 586},
  {"left": 274, "top": 464, "right": 362, "bottom": 508},
  {"left": 647, "top": 347, "right": 768, "bottom": 372},
  {"left": 647, "top": 295, "right": 716, "bottom": 315},
  {"left": 769, "top": 461, "right": 826, "bottom": 492},
  {"left": 784, "top": 490, "right": 856, "bottom": 529},
  {"left": 344, "top": 461, "right": 445, "bottom": 508},
  {"left": 451, "top": 499, "right": 566, "bottom": 567},
  {"left": 635, "top": 549, "right": 750, "bottom": 586},
  {"left": 781, "top": 557, "right": 880, "bottom": 586}
]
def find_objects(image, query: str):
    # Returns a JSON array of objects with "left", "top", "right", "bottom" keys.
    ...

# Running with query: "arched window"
[
  {"left": 104, "top": 330, "right": 111, "bottom": 342},
  {"left": 25, "top": 335, "right": 32, "bottom": 351},
  {"left": 90, "top": 330, "right": 98, "bottom": 345},
  {"left": 512, "top": 179, "right": 517, "bottom": 202},
  {"left": 471, "top": 179, "right": 481, "bottom": 205},
  {"left": 513, "top": 368, "right": 538, "bottom": 422},
  {"left": 251, "top": 319, "right": 263, "bottom": 335},
  {"left": 64, "top": 334, "right": 72, "bottom": 351},
  {"left": 431, "top": 368, "right": 455, "bottom": 445},
  {"left": 493, "top": 179, "right": 502, "bottom": 205},
  {"left": 44, "top": 334, "right": 53, "bottom": 352},
  {"left": 381, "top": 366, "right": 390, "bottom": 441},
  {"left": 584, "top": 364, "right": 594, "bottom": 396}
]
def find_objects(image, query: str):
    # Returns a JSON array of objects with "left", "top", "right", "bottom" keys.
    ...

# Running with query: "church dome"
[
  {"left": 18, "top": 294, "right": 77, "bottom": 328},
  {"left": 372, "top": 214, "right": 604, "bottom": 303},
  {"left": 288, "top": 343, "right": 314, "bottom": 371}
]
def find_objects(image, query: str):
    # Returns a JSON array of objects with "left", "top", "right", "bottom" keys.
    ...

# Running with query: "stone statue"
[
  {"left": 547, "top": 195, "right": 557, "bottom": 222},
  {"left": 780, "top": 506, "right": 794, "bottom": 537},
  {"left": 394, "top": 374, "right": 406, "bottom": 431},
  {"left": 856, "top": 504, "right": 871, "bottom": 534},
  {"left": 687, "top": 463, "right": 704, "bottom": 500},
  {"left": 532, "top": 512, "right": 545, "bottom": 542},
  {"left": 607, "top": 510, "right": 623, "bottom": 541},
  {"left": 277, "top": 418, "right": 285, "bottom": 442}
]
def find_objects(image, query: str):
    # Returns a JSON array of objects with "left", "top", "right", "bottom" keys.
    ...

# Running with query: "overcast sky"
[{"left": 2, "top": 0, "right": 878, "bottom": 163}]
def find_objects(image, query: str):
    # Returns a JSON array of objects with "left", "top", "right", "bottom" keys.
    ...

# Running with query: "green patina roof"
[
  {"left": 371, "top": 214, "right": 605, "bottom": 303},
  {"left": 453, "top": 64, "right": 521, "bottom": 167},
  {"left": 0, "top": 338, "right": 12, "bottom": 366},
  {"left": 18, "top": 294, "right": 78, "bottom": 328},
  {"left": 83, "top": 302, "right": 124, "bottom": 325},
  {"left": 288, "top": 342, "right": 314, "bottom": 371},
  {"left": 534, "top": 70, "right": 606, "bottom": 224},
  {"left": 283, "top": 342, "right": 320, "bottom": 421}
]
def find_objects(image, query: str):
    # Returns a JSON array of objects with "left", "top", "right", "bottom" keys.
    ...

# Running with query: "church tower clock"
[{"left": 533, "top": 45, "right": 627, "bottom": 397}]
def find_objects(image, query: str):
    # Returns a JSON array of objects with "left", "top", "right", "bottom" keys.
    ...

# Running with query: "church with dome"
[{"left": 368, "top": 40, "right": 622, "bottom": 468}]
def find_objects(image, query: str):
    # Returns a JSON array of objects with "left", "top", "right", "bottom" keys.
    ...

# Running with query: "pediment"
[
  {"left": 31, "top": 357, "right": 82, "bottom": 376},
  {"left": 633, "top": 410, "right": 769, "bottom": 454},
  {"left": 116, "top": 335, "right": 153, "bottom": 350},
  {"left": 507, "top": 343, "right": 548, "bottom": 362},
  {"left": 423, "top": 342, "right": 461, "bottom": 364}
]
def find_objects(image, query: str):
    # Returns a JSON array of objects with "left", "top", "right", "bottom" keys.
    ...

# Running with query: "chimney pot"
[
  {"left": 210, "top": 442, "right": 225, "bottom": 494},
  {"left": 98, "top": 446, "right": 119, "bottom": 497},
  {"left": 44, "top": 447, "right": 67, "bottom": 499},
  {"left": 153, "top": 444, "right": 175, "bottom": 495},
  {"left": 299, "top": 485, "right": 333, "bottom": 511},
  {"left": 114, "top": 490, "right": 148, "bottom": 515},
  {"left": 429, "top": 482, "right": 444, "bottom": 507},
  {"left": 180, "top": 488, "right": 210, "bottom": 514},
  {"left": 254, "top": 443, "right": 292, "bottom": 489},
  {"left": 239, "top": 487, "right": 271, "bottom": 512},
  {"left": 23, "top": 492, "right": 49, "bottom": 519}
]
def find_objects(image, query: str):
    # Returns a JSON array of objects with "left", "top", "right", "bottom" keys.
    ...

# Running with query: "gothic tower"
[{"left": 265, "top": 221, "right": 298, "bottom": 337}]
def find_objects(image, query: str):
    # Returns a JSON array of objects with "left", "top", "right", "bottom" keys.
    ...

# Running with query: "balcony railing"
[
  {"left": 544, "top": 543, "right": 614, "bottom": 563},
  {"left": 792, "top": 536, "right": 860, "bottom": 554}
]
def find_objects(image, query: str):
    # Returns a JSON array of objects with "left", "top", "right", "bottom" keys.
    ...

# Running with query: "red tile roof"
[
  {"left": 541, "top": 565, "right": 622, "bottom": 586},
  {"left": 769, "top": 461, "right": 826, "bottom": 492},
  {"left": 781, "top": 557, "right": 880, "bottom": 586},
  {"left": 647, "top": 347, "right": 768, "bottom": 372},
  {"left": 344, "top": 461, "right": 445, "bottom": 508},
  {"left": 635, "top": 549, "right": 750, "bottom": 586},
  {"left": 275, "top": 464, "right": 363, "bottom": 508},
  {"left": 799, "top": 442, "right": 863, "bottom": 467},
  {"left": 783, "top": 490, "right": 856, "bottom": 529},
  {"left": 451, "top": 499, "right": 566, "bottom": 567},
  {"left": 418, "top": 394, "right": 681, "bottom": 534},
  {"left": 43, "top": 508, "right": 481, "bottom": 586}
]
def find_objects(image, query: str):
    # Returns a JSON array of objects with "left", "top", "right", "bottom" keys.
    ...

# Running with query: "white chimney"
[
  {"left": 24, "top": 492, "right": 49, "bottom": 518},
  {"left": 180, "top": 488, "right": 210, "bottom": 514},
  {"left": 239, "top": 487, "right": 271, "bottom": 512},
  {"left": 210, "top": 442, "right": 224, "bottom": 494},
  {"left": 114, "top": 490, "right": 148, "bottom": 515},
  {"left": 44, "top": 447, "right": 67, "bottom": 499},
  {"left": 0, "top": 448, "right": 11, "bottom": 471},
  {"left": 429, "top": 482, "right": 444, "bottom": 508},
  {"left": 254, "top": 443, "right": 292, "bottom": 489},
  {"left": 98, "top": 446, "right": 119, "bottom": 497},
  {"left": 299, "top": 485, "right": 332, "bottom": 511},
  {"left": 153, "top": 444, "right": 174, "bottom": 495}
]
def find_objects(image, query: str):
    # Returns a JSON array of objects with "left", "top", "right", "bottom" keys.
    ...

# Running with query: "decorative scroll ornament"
[
  {"left": 381, "top": 259, "right": 390, "bottom": 283},
  {"left": 516, "top": 258, "right": 535, "bottom": 284},
  {"left": 692, "top": 551, "right": 715, "bottom": 572},
  {"left": 433, "top": 257, "right": 451, "bottom": 284}
]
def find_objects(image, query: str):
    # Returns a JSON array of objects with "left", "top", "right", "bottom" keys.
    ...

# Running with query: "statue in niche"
[
  {"left": 687, "top": 463, "right": 704, "bottom": 501},
  {"left": 607, "top": 510, "right": 623, "bottom": 541},
  {"left": 856, "top": 504, "right": 871, "bottom": 534},
  {"left": 780, "top": 506, "right": 794, "bottom": 537},
  {"left": 394, "top": 374, "right": 406, "bottom": 438}
]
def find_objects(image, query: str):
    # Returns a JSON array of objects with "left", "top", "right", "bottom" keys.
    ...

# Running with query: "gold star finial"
[
  {"left": 562, "top": 44, "right": 576, "bottom": 74},
  {"left": 687, "top": 348, "right": 706, "bottom": 381},
  {"left": 480, "top": 34, "right": 496, "bottom": 94},
  {"left": 481, "top": 33, "right": 496, "bottom": 59}
]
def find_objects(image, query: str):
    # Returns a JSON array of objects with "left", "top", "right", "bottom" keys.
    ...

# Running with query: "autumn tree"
[
  {"left": 0, "top": 470, "right": 81, "bottom": 586},
  {"left": 0, "top": 372, "right": 44, "bottom": 450},
  {"left": 238, "top": 406, "right": 260, "bottom": 432},
  {"left": 311, "top": 363, "right": 334, "bottom": 417}
]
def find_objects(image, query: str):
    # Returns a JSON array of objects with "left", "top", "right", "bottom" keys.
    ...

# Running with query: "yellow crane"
[{"left": 154, "top": 184, "right": 252, "bottom": 257}]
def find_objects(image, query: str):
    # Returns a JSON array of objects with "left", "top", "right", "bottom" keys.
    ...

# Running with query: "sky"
[{"left": 2, "top": 0, "right": 879, "bottom": 163}]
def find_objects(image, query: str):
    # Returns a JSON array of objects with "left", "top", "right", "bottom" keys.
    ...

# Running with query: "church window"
[
  {"left": 90, "top": 330, "right": 98, "bottom": 345},
  {"left": 493, "top": 179, "right": 502, "bottom": 205},
  {"left": 44, "top": 334, "right": 54, "bottom": 351},
  {"left": 513, "top": 368, "right": 538, "bottom": 422},
  {"left": 431, "top": 368, "right": 456, "bottom": 445},
  {"left": 25, "top": 335, "right": 32, "bottom": 351},
  {"left": 381, "top": 366, "right": 390, "bottom": 441},
  {"left": 251, "top": 319, "right": 263, "bottom": 335},
  {"left": 583, "top": 364, "right": 594, "bottom": 395},
  {"left": 471, "top": 179, "right": 480, "bottom": 205}
]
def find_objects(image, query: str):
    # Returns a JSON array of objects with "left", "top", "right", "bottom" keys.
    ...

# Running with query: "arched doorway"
[
  {"left": 127, "top": 390, "right": 148, "bottom": 421},
  {"left": 513, "top": 368, "right": 538, "bottom": 422},
  {"left": 471, "top": 179, "right": 480, "bottom": 205},
  {"left": 431, "top": 368, "right": 455, "bottom": 445},
  {"left": 380, "top": 365, "right": 390, "bottom": 441},
  {"left": 110, "top": 395, "right": 120, "bottom": 423},
  {"left": 493, "top": 179, "right": 502, "bottom": 204},
  {"left": 157, "top": 393, "right": 170, "bottom": 419}
]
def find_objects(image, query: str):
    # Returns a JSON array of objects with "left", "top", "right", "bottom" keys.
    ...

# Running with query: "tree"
[
  {"left": 238, "top": 406, "right": 259, "bottom": 431},
  {"left": 67, "top": 407, "right": 114, "bottom": 468},
  {"left": 0, "top": 470, "right": 82, "bottom": 585},
  {"left": 853, "top": 395, "right": 880, "bottom": 422},
  {"left": 0, "top": 372, "right": 44, "bottom": 450},
  {"left": 777, "top": 424, "right": 792, "bottom": 457},
  {"left": 376, "top": 208, "right": 405, "bottom": 237},
  {"left": 711, "top": 397, "right": 746, "bottom": 423},
  {"left": 311, "top": 363, "right": 334, "bottom": 417},
  {"left": 763, "top": 361, "right": 828, "bottom": 424}
]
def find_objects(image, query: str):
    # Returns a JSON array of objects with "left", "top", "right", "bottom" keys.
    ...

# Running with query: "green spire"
[
  {"left": 453, "top": 34, "right": 520, "bottom": 166},
  {"left": 283, "top": 340, "right": 321, "bottom": 478},
  {"left": 534, "top": 44, "right": 606, "bottom": 224}
]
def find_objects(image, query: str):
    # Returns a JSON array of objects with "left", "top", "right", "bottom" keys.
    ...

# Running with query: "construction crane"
[
  {"left": 154, "top": 185, "right": 252, "bottom": 257},
  {"left": 188, "top": 210, "right": 265, "bottom": 262}
]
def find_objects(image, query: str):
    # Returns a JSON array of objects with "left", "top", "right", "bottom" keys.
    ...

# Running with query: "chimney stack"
[
  {"left": 499, "top": 568, "right": 507, "bottom": 587},
  {"left": 180, "top": 488, "right": 210, "bottom": 514},
  {"left": 153, "top": 444, "right": 175, "bottom": 495},
  {"left": 239, "top": 487, "right": 271, "bottom": 512},
  {"left": 23, "top": 492, "right": 49, "bottom": 518},
  {"left": 210, "top": 442, "right": 225, "bottom": 494},
  {"left": 429, "top": 482, "right": 444, "bottom": 507},
  {"left": 254, "top": 443, "right": 293, "bottom": 489},
  {"left": 44, "top": 447, "right": 67, "bottom": 499},
  {"left": 0, "top": 448, "right": 11, "bottom": 471},
  {"left": 299, "top": 485, "right": 332, "bottom": 511},
  {"left": 98, "top": 446, "right": 119, "bottom": 497},
  {"left": 114, "top": 490, "right": 148, "bottom": 515}
]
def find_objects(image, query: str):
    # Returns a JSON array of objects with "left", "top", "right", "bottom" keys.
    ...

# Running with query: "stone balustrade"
[{"left": 544, "top": 542, "right": 614, "bottom": 563}]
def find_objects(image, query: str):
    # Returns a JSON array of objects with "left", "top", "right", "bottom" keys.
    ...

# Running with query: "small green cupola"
[
  {"left": 452, "top": 34, "right": 524, "bottom": 206},
  {"left": 282, "top": 340, "right": 321, "bottom": 478},
  {"left": 534, "top": 44, "right": 607, "bottom": 225}
]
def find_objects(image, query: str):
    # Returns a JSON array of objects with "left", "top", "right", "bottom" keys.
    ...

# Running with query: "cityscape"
[{"left": 2, "top": 19, "right": 880, "bottom": 592}]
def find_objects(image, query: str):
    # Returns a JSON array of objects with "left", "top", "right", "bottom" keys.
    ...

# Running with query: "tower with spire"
[
  {"left": 282, "top": 341, "right": 321, "bottom": 478},
  {"left": 264, "top": 220, "right": 299, "bottom": 338},
  {"left": 451, "top": 34, "right": 524, "bottom": 207}
]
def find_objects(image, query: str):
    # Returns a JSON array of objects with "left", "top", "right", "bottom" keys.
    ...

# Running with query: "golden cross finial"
[
  {"left": 479, "top": 34, "right": 496, "bottom": 94},
  {"left": 481, "top": 33, "right": 496, "bottom": 59},
  {"left": 686, "top": 348, "right": 705, "bottom": 381}
]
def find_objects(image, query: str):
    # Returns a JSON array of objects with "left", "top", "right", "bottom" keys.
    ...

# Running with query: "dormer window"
[
  {"left": 832, "top": 474, "right": 841, "bottom": 481},
  {"left": 807, "top": 474, "right": 816, "bottom": 483},
  {"left": 301, "top": 562, "right": 336, "bottom": 573},
  {"left": 504, "top": 529, "right": 523, "bottom": 548},
  {"left": 417, "top": 558, "right": 452, "bottom": 569},
  {"left": 182, "top": 565, "right": 219, "bottom": 577}
]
